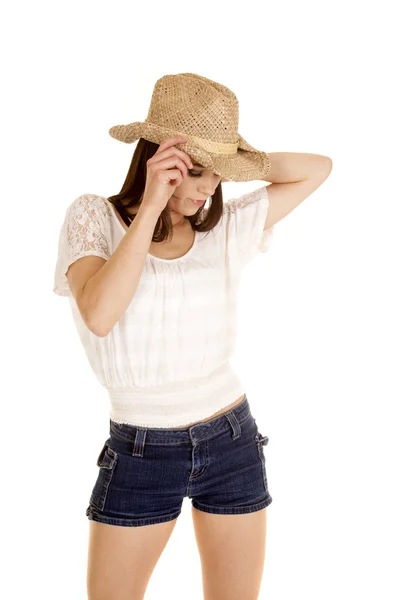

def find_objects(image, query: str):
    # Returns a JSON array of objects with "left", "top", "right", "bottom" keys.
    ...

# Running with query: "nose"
[
  {"left": 199, "top": 183, "right": 218, "bottom": 197},
  {"left": 199, "top": 173, "right": 221, "bottom": 197}
]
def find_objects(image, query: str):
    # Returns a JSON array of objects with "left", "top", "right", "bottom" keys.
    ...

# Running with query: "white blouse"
[{"left": 53, "top": 185, "right": 274, "bottom": 428}]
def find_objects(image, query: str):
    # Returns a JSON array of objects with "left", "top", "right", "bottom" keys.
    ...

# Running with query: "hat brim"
[{"left": 108, "top": 122, "right": 270, "bottom": 182}]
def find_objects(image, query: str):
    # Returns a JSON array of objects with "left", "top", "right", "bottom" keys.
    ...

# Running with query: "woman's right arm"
[
  {"left": 73, "top": 204, "right": 161, "bottom": 337},
  {"left": 66, "top": 135, "right": 192, "bottom": 336}
]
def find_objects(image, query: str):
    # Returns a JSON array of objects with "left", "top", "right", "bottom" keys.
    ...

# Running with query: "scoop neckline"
[{"left": 104, "top": 197, "right": 199, "bottom": 263}]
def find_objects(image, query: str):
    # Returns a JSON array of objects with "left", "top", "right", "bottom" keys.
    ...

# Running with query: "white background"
[{"left": 2, "top": 0, "right": 399, "bottom": 598}]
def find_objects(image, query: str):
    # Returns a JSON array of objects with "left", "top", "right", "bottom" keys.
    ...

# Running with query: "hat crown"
[
  {"left": 145, "top": 73, "right": 239, "bottom": 144},
  {"left": 108, "top": 72, "right": 271, "bottom": 182}
]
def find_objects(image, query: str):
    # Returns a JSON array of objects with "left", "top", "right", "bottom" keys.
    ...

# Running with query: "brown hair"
[{"left": 107, "top": 138, "right": 223, "bottom": 243}]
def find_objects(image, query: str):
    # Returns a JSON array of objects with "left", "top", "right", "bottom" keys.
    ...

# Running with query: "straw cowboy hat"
[{"left": 108, "top": 72, "right": 271, "bottom": 183}]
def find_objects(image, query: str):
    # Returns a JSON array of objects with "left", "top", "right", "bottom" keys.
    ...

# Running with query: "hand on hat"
[{"left": 141, "top": 136, "right": 194, "bottom": 214}]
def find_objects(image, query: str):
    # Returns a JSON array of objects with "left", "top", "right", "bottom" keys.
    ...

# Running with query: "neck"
[{"left": 172, "top": 215, "right": 187, "bottom": 227}]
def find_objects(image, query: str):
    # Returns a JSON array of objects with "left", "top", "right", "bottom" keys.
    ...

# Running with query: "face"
[{"left": 168, "top": 161, "right": 222, "bottom": 225}]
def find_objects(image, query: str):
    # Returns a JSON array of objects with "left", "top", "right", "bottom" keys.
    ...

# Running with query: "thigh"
[
  {"left": 192, "top": 506, "right": 268, "bottom": 600},
  {"left": 87, "top": 517, "right": 178, "bottom": 600}
]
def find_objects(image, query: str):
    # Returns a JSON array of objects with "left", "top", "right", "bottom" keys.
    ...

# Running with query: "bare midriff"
[{"left": 171, "top": 393, "right": 246, "bottom": 429}]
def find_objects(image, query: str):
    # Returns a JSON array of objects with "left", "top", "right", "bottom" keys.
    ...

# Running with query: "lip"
[{"left": 190, "top": 198, "right": 206, "bottom": 205}]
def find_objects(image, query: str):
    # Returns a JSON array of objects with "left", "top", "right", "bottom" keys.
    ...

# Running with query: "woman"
[{"left": 53, "top": 72, "right": 332, "bottom": 600}]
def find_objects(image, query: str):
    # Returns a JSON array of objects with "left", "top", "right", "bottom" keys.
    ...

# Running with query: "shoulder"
[
  {"left": 68, "top": 193, "right": 110, "bottom": 212},
  {"left": 66, "top": 193, "right": 112, "bottom": 221},
  {"left": 223, "top": 186, "right": 268, "bottom": 215}
]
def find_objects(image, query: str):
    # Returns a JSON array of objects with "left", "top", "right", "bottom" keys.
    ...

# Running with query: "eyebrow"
[{"left": 192, "top": 162, "right": 204, "bottom": 167}]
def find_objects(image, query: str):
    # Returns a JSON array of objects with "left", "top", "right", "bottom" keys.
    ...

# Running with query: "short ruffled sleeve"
[
  {"left": 53, "top": 194, "right": 111, "bottom": 297},
  {"left": 223, "top": 185, "right": 274, "bottom": 267}
]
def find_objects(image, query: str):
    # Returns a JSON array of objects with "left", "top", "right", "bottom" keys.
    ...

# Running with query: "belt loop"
[
  {"left": 225, "top": 411, "right": 241, "bottom": 440},
  {"left": 132, "top": 428, "right": 147, "bottom": 457}
]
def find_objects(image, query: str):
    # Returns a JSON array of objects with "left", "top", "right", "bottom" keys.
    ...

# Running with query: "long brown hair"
[{"left": 107, "top": 138, "right": 224, "bottom": 243}]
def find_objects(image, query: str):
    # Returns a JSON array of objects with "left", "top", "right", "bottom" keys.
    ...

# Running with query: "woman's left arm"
[
  {"left": 263, "top": 152, "right": 332, "bottom": 183},
  {"left": 220, "top": 153, "right": 332, "bottom": 184}
]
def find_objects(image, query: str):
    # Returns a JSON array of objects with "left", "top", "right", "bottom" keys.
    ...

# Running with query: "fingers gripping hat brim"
[{"left": 108, "top": 122, "right": 271, "bottom": 183}]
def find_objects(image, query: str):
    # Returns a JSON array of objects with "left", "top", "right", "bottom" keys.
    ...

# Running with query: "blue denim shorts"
[{"left": 85, "top": 393, "right": 272, "bottom": 527}]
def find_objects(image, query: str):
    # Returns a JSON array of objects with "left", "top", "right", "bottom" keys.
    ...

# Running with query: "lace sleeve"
[
  {"left": 53, "top": 194, "right": 111, "bottom": 297},
  {"left": 223, "top": 185, "right": 274, "bottom": 267}
]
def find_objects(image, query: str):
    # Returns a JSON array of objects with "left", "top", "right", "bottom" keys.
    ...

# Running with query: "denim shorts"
[{"left": 85, "top": 393, "right": 272, "bottom": 527}]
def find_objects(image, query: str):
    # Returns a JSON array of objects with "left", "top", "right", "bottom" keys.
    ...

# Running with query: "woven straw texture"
[{"left": 109, "top": 73, "right": 271, "bottom": 183}]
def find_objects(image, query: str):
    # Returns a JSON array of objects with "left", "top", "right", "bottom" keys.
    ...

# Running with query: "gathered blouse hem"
[{"left": 106, "top": 362, "right": 246, "bottom": 428}]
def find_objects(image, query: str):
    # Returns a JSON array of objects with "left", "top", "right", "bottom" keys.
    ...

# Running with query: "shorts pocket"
[
  {"left": 254, "top": 431, "right": 270, "bottom": 494},
  {"left": 88, "top": 441, "right": 118, "bottom": 512}
]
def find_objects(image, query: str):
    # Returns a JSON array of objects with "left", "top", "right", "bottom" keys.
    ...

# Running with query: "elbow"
[
  {"left": 91, "top": 326, "right": 111, "bottom": 338},
  {"left": 76, "top": 286, "right": 111, "bottom": 337},
  {"left": 89, "top": 321, "right": 111, "bottom": 338},
  {"left": 84, "top": 312, "right": 111, "bottom": 338},
  {"left": 80, "top": 297, "right": 111, "bottom": 338}
]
